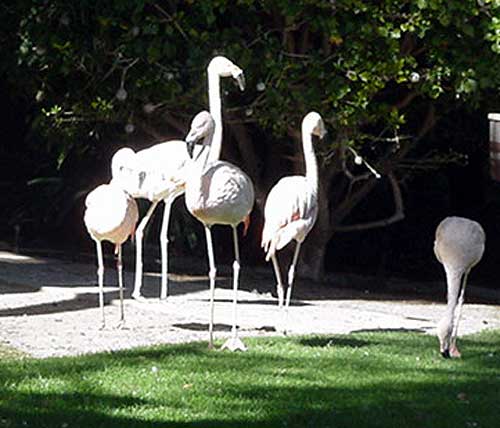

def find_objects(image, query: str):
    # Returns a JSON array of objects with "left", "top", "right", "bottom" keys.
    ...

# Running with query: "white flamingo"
[
  {"left": 84, "top": 179, "right": 139, "bottom": 327},
  {"left": 184, "top": 111, "right": 254, "bottom": 351},
  {"left": 261, "top": 112, "right": 326, "bottom": 334},
  {"left": 112, "top": 56, "right": 245, "bottom": 301},
  {"left": 111, "top": 143, "right": 200, "bottom": 302},
  {"left": 434, "top": 216, "right": 485, "bottom": 358}
]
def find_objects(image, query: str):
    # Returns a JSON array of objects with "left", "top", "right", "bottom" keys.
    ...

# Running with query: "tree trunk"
[
  {"left": 298, "top": 228, "right": 329, "bottom": 280},
  {"left": 297, "top": 172, "right": 332, "bottom": 280}
]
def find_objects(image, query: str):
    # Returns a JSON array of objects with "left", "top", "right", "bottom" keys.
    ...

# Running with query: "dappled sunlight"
[{"left": 0, "top": 331, "right": 498, "bottom": 428}]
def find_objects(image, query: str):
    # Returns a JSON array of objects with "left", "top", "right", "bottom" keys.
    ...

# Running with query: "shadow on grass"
[
  {"left": 298, "top": 336, "right": 371, "bottom": 348},
  {"left": 351, "top": 327, "right": 429, "bottom": 334},
  {"left": 0, "top": 331, "right": 498, "bottom": 428}
]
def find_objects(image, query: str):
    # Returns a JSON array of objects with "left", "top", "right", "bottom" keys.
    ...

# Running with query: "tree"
[{"left": 2, "top": 0, "right": 500, "bottom": 278}]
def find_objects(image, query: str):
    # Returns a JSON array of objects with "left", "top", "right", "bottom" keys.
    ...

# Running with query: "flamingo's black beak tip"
[
  {"left": 185, "top": 139, "right": 195, "bottom": 158},
  {"left": 236, "top": 73, "right": 246, "bottom": 91},
  {"left": 441, "top": 349, "right": 451, "bottom": 359}
]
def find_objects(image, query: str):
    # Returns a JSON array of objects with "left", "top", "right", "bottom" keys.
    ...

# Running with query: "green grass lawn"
[{"left": 0, "top": 330, "right": 499, "bottom": 428}]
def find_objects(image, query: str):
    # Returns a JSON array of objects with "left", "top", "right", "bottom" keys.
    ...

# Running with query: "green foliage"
[
  {"left": 0, "top": 330, "right": 499, "bottom": 427},
  {"left": 3, "top": 0, "right": 500, "bottom": 154},
  {"left": 2, "top": 1, "right": 500, "bottom": 250}
]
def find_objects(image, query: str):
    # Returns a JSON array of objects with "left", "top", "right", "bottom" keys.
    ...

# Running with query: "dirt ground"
[{"left": 0, "top": 247, "right": 499, "bottom": 358}]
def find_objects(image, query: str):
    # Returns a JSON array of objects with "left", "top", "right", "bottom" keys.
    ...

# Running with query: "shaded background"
[
  {"left": 2, "top": 85, "right": 499, "bottom": 289},
  {"left": 1, "top": 1, "right": 500, "bottom": 290}
]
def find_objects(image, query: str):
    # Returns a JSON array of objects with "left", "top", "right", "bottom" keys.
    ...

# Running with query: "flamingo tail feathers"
[
  {"left": 263, "top": 220, "right": 306, "bottom": 261},
  {"left": 242, "top": 215, "right": 251, "bottom": 237}
]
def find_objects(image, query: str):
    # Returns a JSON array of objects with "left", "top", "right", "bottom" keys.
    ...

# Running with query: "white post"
[{"left": 487, "top": 113, "right": 500, "bottom": 181}]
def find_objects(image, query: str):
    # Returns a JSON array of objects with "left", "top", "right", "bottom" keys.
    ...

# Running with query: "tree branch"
[
  {"left": 333, "top": 172, "right": 404, "bottom": 232},
  {"left": 298, "top": 23, "right": 310, "bottom": 54},
  {"left": 136, "top": 120, "right": 165, "bottom": 141},
  {"left": 330, "top": 104, "right": 437, "bottom": 227},
  {"left": 394, "top": 91, "right": 418, "bottom": 110},
  {"left": 160, "top": 112, "right": 188, "bottom": 134},
  {"left": 153, "top": 4, "right": 188, "bottom": 40}
]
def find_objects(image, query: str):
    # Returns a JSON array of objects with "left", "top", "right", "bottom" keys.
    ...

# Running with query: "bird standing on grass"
[
  {"left": 261, "top": 112, "right": 326, "bottom": 334},
  {"left": 434, "top": 216, "right": 485, "bottom": 358}
]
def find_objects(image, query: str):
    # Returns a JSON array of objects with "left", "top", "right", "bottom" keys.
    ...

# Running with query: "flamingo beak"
[
  {"left": 138, "top": 171, "right": 146, "bottom": 189},
  {"left": 236, "top": 72, "right": 246, "bottom": 91},
  {"left": 185, "top": 136, "right": 196, "bottom": 158},
  {"left": 441, "top": 349, "right": 451, "bottom": 358},
  {"left": 185, "top": 130, "right": 202, "bottom": 158}
]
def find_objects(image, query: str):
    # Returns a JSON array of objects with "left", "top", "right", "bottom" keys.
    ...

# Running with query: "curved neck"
[
  {"left": 301, "top": 125, "right": 318, "bottom": 193},
  {"left": 208, "top": 69, "right": 222, "bottom": 163},
  {"left": 201, "top": 130, "right": 215, "bottom": 171},
  {"left": 445, "top": 267, "right": 464, "bottom": 312}
]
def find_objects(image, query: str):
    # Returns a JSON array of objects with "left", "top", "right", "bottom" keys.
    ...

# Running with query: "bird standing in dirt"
[
  {"left": 84, "top": 180, "right": 138, "bottom": 328},
  {"left": 184, "top": 110, "right": 254, "bottom": 351},
  {"left": 261, "top": 112, "right": 326, "bottom": 334},
  {"left": 434, "top": 216, "right": 485, "bottom": 358},
  {"left": 111, "top": 56, "right": 245, "bottom": 301},
  {"left": 111, "top": 142, "right": 199, "bottom": 302}
]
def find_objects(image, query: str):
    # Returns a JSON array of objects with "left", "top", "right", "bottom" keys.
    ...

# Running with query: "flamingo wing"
[{"left": 261, "top": 176, "right": 317, "bottom": 260}]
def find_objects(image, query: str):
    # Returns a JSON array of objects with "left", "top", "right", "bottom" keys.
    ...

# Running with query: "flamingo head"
[
  {"left": 303, "top": 111, "right": 327, "bottom": 140},
  {"left": 208, "top": 56, "right": 245, "bottom": 91},
  {"left": 110, "top": 147, "right": 138, "bottom": 194},
  {"left": 185, "top": 111, "right": 215, "bottom": 158},
  {"left": 437, "top": 317, "right": 454, "bottom": 358}
]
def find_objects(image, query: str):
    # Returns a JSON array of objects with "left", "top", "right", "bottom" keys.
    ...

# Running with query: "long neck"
[
  {"left": 208, "top": 69, "right": 222, "bottom": 163},
  {"left": 201, "top": 130, "right": 214, "bottom": 170},
  {"left": 444, "top": 266, "right": 464, "bottom": 317},
  {"left": 301, "top": 127, "right": 318, "bottom": 194}
]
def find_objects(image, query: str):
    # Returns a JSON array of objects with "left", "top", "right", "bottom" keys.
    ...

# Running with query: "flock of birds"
[{"left": 84, "top": 56, "right": 486, "bottom": 357}]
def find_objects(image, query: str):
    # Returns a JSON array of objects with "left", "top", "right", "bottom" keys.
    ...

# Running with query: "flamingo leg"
[
  {"left": 132, "top": 200, "right": 160, "bottom": 300},
  {"left": 283, "top": 241, "right": 302, "bottom": 335},
  {"left": 95, "top": 239, "right": 105, "bottom": 329},
  {"left": 204, "top": 225, "right": 217, "bottom": 349},
  {"left": 116, "top": 244, "right": 125, "bottom": 327},
  {"left": 271, "top": 254, "right": 284, "bottom": 308},
  {"left": 160, "top": 193, "right": 178, "bottom": 301},
  {"left": 222, "top": 226, "right": 247, "bottom": 351}
]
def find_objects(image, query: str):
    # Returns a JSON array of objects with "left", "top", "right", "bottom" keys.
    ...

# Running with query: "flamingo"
[
  {"left": 84, "top": 180, "right": 139, "bottom": 327},
  {"left": 111, "top": 142, "right": 201, "bottom": 302},
  {"left": 111, "top": 56, "right": 245, "bottom": 301},
  {"left": 261, "top": 112, "right": 326, "bottom": 334},
  {"left": 434, "top": 216, "right": 485, "bottom": 358},
  {"left": 184, "top": 111, "right": 254, "bottom": 351}
]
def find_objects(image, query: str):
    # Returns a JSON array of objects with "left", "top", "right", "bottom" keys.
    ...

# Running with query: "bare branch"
[
  {"left": 322, "top": 33, "right": 332, "bottom": 56},
  {"left": 334, "top": 172, "right": 404, "bottom": 232},
  {"left": 153, "top": 4, "right": 188, "bottom": 40},
  {"left": 286, "top": 125, "right": 301, "bottom": 141},
  {"left": 159, "top": 112, "right": 188, "bottom": 134},
  {"left": 329, "top": 105, "right": 437, "bottom": 229},
  {"left": 298, "top": 23, "right": 310, "bottom": 54},
  {"left": 332, "top": 176, "right": 378, "bottom": 226},
  {"left": 394, "top": 91, "right": 418, "bottom": 110},
  {"left": 137, "top": 121, "right": 165, "bottom": 141}
]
